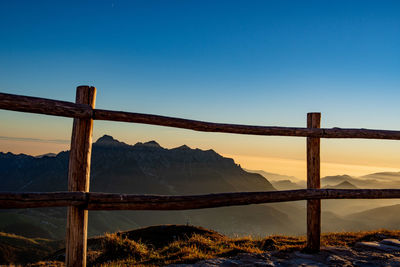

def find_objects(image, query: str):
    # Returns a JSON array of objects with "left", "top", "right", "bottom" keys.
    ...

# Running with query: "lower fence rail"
[{"left": 2, "top": 189, "right": 400, "bottom": 210}]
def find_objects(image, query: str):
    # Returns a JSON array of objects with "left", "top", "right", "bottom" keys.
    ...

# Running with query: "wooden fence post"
[
  {"left": 306, "top": 112, "right": 321, "bottom": 252},
  {"left": 65, "top": 86, "right": 96, "bottom": 267}
]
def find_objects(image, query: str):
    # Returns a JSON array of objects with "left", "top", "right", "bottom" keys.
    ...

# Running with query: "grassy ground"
[
  {"left": 3, "top": 225, "right": 400, "bottom": 266},
  {"left": 0, "top": 232, "right": 63, "bottom": 264},
  {"left": 86, "top": 226, "right": 400, "bottom": 266}
]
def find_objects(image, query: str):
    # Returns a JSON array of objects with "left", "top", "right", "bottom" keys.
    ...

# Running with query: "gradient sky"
[{"left": 1, "top": 0, "right": 399, "bottom": 179}]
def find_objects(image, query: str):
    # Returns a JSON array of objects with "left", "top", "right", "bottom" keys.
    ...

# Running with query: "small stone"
[
  {"left": 327, "top": 254, "right": 348, "bottom": 264},
  {"left": 381, "top": 239, "right": 400, "bottom": 247},
  {"left": 386, "top": 257, "right": 400, "bottom": 266},
  {"left": 294, "top": 251, "right": 318, "bottom": 259},
  {"left": 352, "top": 259, "right": 378, "bottom": 267},
  {"left": 355, "top": 241, "right": 400, "bottom": 252},
  {"left": 219, "top": 259, "right": 241, "bottom": 267},
  {"left": 290, "top": 258, "right": 327, "bottom": 266},
  {"left": 251, "top": 260, "right": 276, "bottom": 267},
  {"left": 237, "top": 253, "right": 258, "bottom": 261}
]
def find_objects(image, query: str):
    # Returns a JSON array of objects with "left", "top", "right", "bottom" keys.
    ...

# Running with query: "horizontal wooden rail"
[
  {"left": 1, "top": 92, "right": 400, "bottom": 140},
  {"left": 0, "top": 192, "right": 86, "bottom": 208},
  {"left": 0, "top": 92, "right": 92, "bottom": 119},
  {"left": 2, "top": 189, "right": 400, "bottom": 210},
  {"left": 94, "top": 109, "right": 400, "bottom": 140}
]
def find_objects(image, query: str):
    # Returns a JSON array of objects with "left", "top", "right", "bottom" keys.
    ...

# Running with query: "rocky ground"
[{"left": 169, "top": 239, "right": 400, "bottom": 267}]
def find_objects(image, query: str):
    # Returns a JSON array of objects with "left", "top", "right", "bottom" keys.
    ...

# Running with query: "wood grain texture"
[
  {"left": 85, "top": 189, "right": 400, "bottom": 210},
  {"left": 94, "top": 109, "right": 400, "bottom": 139},
  {"left": 0, "top": 92, "right": 92, "bottom": 118},
  {"left": 0, "top": 192, "right": 86, "bottom": 208},
  {"left": 66, "top": 86, "right": 96, "bottom": 267},
  {"left": 307, "top": 113, "right": 321, "bottom": 252},
  {"left": 2, "top": 91, "right": 400, "bottom": 140},
  {"left": 1, "top": 189, "right": 400, "bottom": 209}
]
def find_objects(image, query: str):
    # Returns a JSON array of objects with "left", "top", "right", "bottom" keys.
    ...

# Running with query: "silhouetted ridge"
[
  {"left": 143, "top": 140, "right": 161, "bottom": 147},
  {"left": 172, "top": 144, "right": 191, "bottom": 150},
  {"left": 133, "top": 140, "right": 163, "bottom": 150},
  {"left": 95, "top": 135, "right": 126, "bottom": 147},
  {"left": 324, "top": 180, "right": 358, "bottom": 189},
  {"left": 0, "top": 134, "right": 275, "bottom": 194},
  {"left": 0, "top": 134, "right": 279, "bottom": 239},
  {"left": 35, "top": 153, "right": 57, "bottom": 158}
]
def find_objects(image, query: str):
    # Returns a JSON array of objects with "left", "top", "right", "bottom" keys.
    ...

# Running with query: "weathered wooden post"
[
  {"left": 66, "top": 86, "right": 96, "bottom": 266},
  {"left": 306, "top": 112, "right": 321, "bottom": 252}
]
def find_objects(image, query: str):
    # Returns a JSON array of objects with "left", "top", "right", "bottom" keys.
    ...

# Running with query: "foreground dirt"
[
  {"left": 168, "top": 243, "right": 400, "bottom": 266},
  {"left": 32, "top": 243, "right": 400, "bottom": 267}
]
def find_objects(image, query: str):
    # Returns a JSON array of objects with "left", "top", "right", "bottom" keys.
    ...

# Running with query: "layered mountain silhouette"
[
  {"left": 2, "top": 135, "right": 400, "bottom": 240},
  {"left": 0, "top": 135, "right": 275, "bottom": 194},
  {"left": 321, "top": 173, "right": 400, "bottom": 189},
  {"left": 323, "top": 181, "right": 358, "bottom": 189},
  {"left": 270, "top": 180, "right": 303, "bottom": 190},
  {"left": 1, "top": 135, "right": 291, "bottom": 239}
]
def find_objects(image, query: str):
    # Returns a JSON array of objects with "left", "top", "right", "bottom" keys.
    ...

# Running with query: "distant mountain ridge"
[
  {"left": 323, "top": 181, "right": 358, "bottom": 189},
  {"left": 2, "top": 136, "right": 400, "bottom": 240},
  {"left": 245, "top": 169, "right": 301, "bottom": 182},
  {"left": 0, "top": 135, "right": 275, "bottom": 194},
  {"left": 321, "top": 173, "right": 400, "bottom": 189},
  {"left": 0, "top": 135, "right": 283, "bottom": 239}
]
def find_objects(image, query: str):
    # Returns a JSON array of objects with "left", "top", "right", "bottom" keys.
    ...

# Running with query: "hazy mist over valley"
[{"left": 1, "top": 135, "right": 400, "bottom": 240}]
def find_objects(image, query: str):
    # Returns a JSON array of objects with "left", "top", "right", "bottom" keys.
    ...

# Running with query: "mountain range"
[
  {"left": 0, "top": 135, "right": 293, "bottom": 239},
  {"left": 1, "top": 135, "right": 275, "bottom": 194},
  {"left": 1, "top": 135, "right": 400, "bottom": 240}
]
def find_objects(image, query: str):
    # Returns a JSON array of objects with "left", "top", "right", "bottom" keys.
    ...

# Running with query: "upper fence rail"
[{"left": 1, "top": 92, "right": 400, "bottom": 140}]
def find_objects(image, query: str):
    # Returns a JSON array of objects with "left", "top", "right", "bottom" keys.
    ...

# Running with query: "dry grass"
[
  {"left": 0, "top": 232, "right": 64, "bottom": 265},
  {"left": 89, "top": 228, "right": 400, "bottom": 266},
  {"left": 89, "top": 232, "right": 264, "bottom": 266},
  {"left": 18, "top": 226, "right": 400, "bottom": 266},
  {"left": 321, "top": 229, "right": 400, "bottom": 247}
]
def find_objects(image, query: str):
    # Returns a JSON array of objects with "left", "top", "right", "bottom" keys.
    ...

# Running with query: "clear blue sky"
[{"left": 0, "top": 0, "right": 399, "bottom": 177}]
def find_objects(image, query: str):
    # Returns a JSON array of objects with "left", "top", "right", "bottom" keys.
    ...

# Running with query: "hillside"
[
  {"left": 362, "top": 172, "right": 400, "bottom": 181},
  {"left": 347, "top": 204, "right": 400, "bottom": 230},
  {"left": 245, "top": 169, "right": 302, "bottom": 183},
  {"left": 90, "top": 135, "right": 275, "bottom": 194},
  {"left": 0, "top": 135, "right": 275, "bottom": 194},
  {"left": 271, "top": 179, "right": 303, "bottom": 190},
  {"left": 0, "top": 135, "right": 293, "bottom": 239},
  {"left": 324, "top": 181, "right": 358, "bottom": 189},
  {"left": 0, "top": 232, "right": 63, "bottom": 264},
  {"left": 79, "top": 226, "right": 400, "bottom": 266},
  {"left": 321, "top": 174, "right": 400, "bottom": 189},
  {"left": 4, "top": 225, "right": 400, "bottom": 266},
  {"left": 2, "top": 136, "right": 400, "bottom": 241}
]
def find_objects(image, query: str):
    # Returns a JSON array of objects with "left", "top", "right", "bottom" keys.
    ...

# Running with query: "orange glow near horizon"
[
  {"left": 0, "top": 139, "right": 69, "bottom": 156},
  {"left": 1, "top": 113, "right": 400, "bottom": 179},
  {"left": 224, "top": 153, "right": 400, "bottom": 181}
]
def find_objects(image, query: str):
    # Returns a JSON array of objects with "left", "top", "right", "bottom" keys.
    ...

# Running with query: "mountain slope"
[
  {"left": 245, "top": 169, "right": 302, "bottom": 182},
  {"left": 0, "top": 231, "right": 63, "bottom": 264},
  {"left": 324, "top": 181, "right": 358, "bottom": 189},
  {"left": 271, "top": 180, "right": 303, "bottom": 190},
  {"left": 321, "top": 174, "right": 400, "bottom": 189},
  {"left": 0, "top": 135, "right": 286, "bottom": 238},
  {"left": 346, "top": 204, "right": 400, "bottom": 230},
  {"left": 361, "top": 172, "right": 400, "bottom": 181},
  {"left": 1, "top": 135, "right": 275, "bottom": 194}
]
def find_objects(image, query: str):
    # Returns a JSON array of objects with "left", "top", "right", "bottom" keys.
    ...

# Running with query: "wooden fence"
[{"left": 1, "top": 86, "right": 400, "bottom": 266}]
